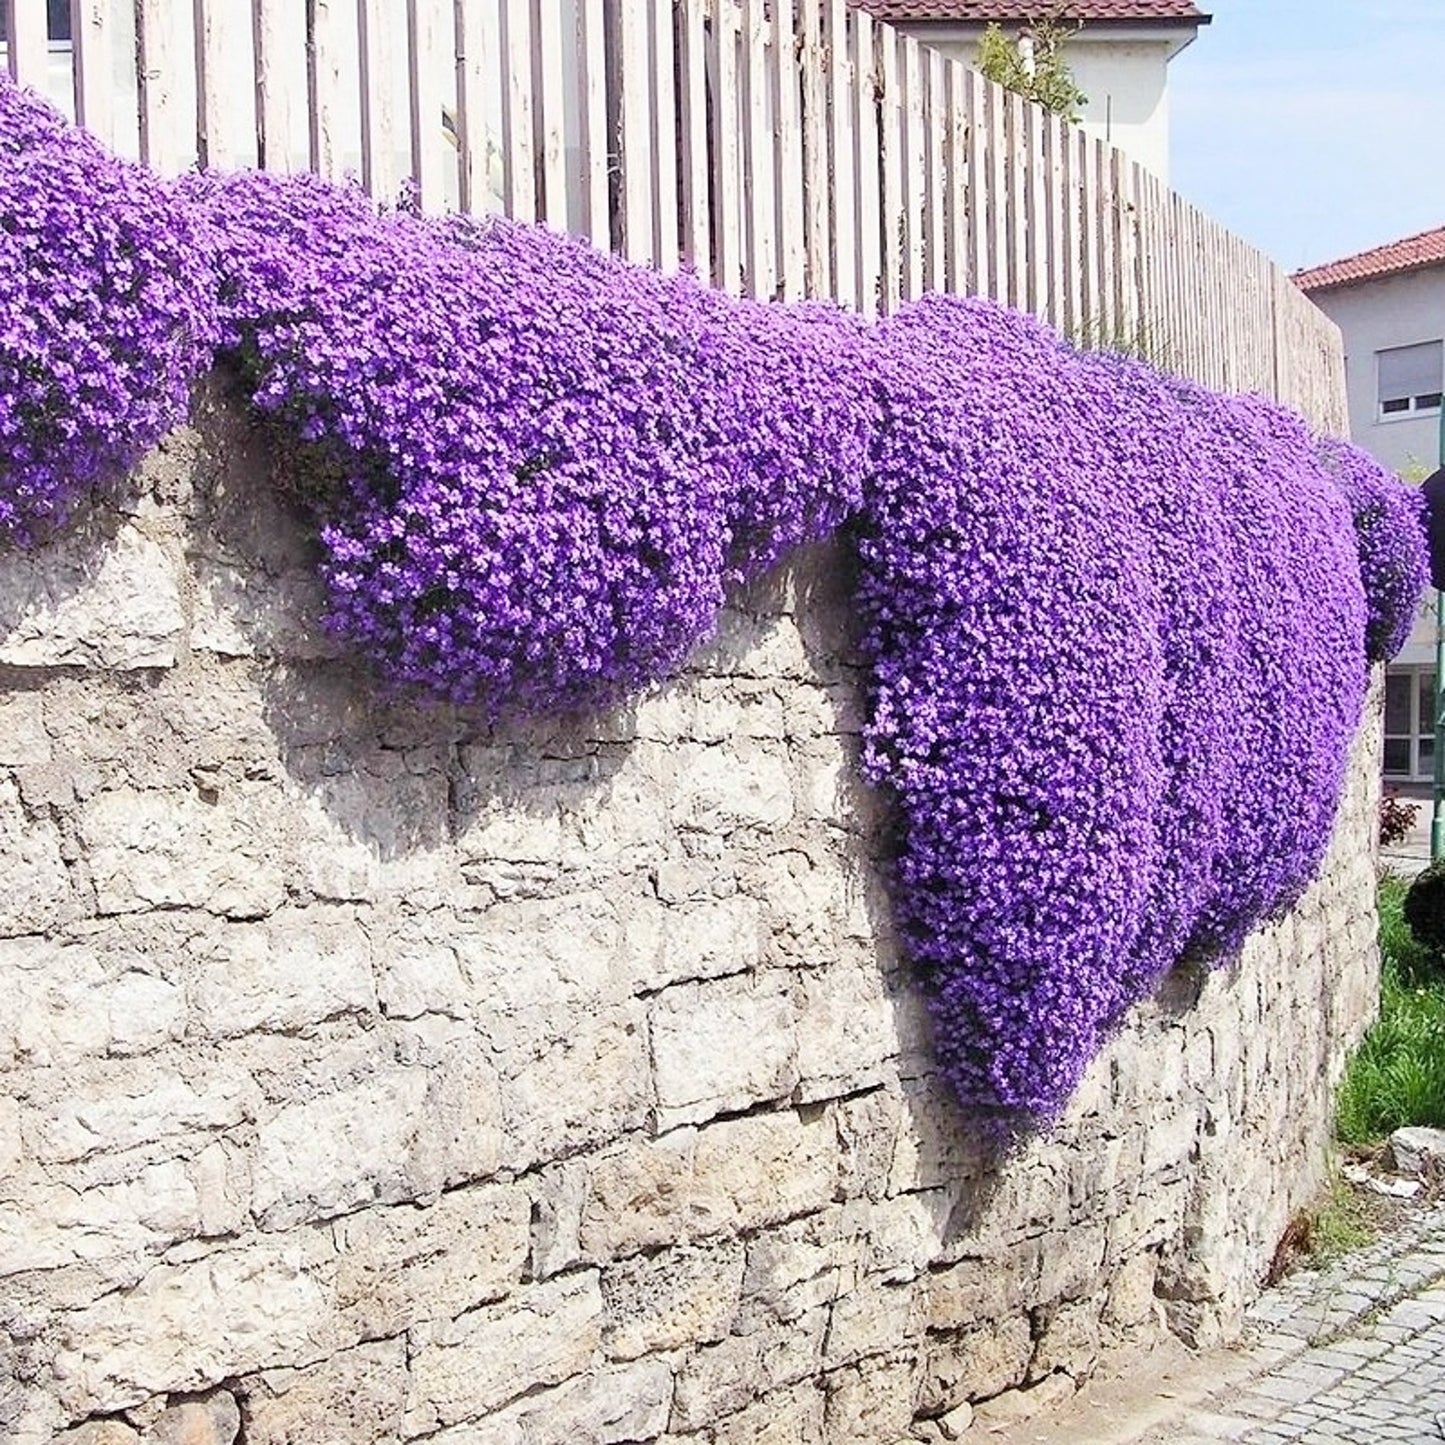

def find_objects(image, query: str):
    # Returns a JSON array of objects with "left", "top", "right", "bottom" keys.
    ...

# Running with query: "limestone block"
[
  {"left": 580, "top": 1126, "right": 698, "bottom": 1259},
  {"left": 106, "top": 972, "right": 188, "bottom": 1057},
  {"left": 1389, "top": 1125, "right": 1445, "bottom": 1174},
  {"left": 738, "top": 1208, "right": 854, "bottom": 1328},
  {"left": 671, "top": 745, "right": 795, "bottom": 836},
  {"left": 188, "top": 1141, "right": 249, "bottom": 1238},
  {"left": 251, "top": 1068, "right": 431, "bottom": 1229},
  {"left": 455, "top": 894, "right": 627, "bottom": 1052},
  {"left": 502, "top": 1359, "right": 674, "bottom": 1445},
  {"left": 0, "top": 692, "right": 50, "bottom": 765},
  {"left": 625, "top": 895, "right": 765, "bottom": 993},
  {"left": 51, "top": 1425, "right": 141, "bottom": 1445},
  {"left": 529, "top": 1160, "right": 588, "bottom": 1281},
  {"left": 1104, "top": 1249, "right": 1160, "bottom": 1329},
  {"left": 81, "top": 786, "right": 288, "bottom": 919},
  {"left": 863, "top": 1191, "right": 955, "bottom": 1282},
  {"left": 374, "top": 921, "right": 467, "bottom": 1021},
  {"left": 410, "top": 1046, "right": 505, "bottom": 1193},
  {"left": 289, "top": 768, "right": 456, "bottom": 910},
  {"left": 670, "top": 1310, "right": 829, "bottom": 1431},
  {"left": 829, "top": 1090, "right": 899, "bottom": 1205},
  {"left": 650, "top": 973, "right": 798, "bottom": 1129},
  {"left": 918, "top": 1318, "right": 1033, "bottom": 1414},
  {"left": 794, "top": 964, "right": 895, "bottom": 1103},
  {"left": 0, "top": 779, "right": 69, "bottom": 937},
  {"left": 501, "top": 1007, "right": 649, "bottom": 1169},
  {"left": 332, "top": 1184, "right": 529, "bottom": 1337},
  {"left": 689, "top": 1110, "right": 837, "bottom": 1237},
  {"left": 142, "top": 1391, "right": 241, "bottom": 1445},
  {"left": 923, "top": 1256, "right": 1030, "bottom": 1333},
  {"left": 30, "top": 1059, "right": 259, "bottom": 1165},
  {"left": 937, "top": 1402, "right": 975, "bottom": 1439},
  {"left": 2, "top": 942, "right": 114, "bottom": 1069},
  {"left": 825, "top": 1277, "right": 914, "bottom": 1366},
  {"left": 0, "top": 1159, "right": 203, "bottom": 1277},
  {"left": 0, "top": 1095, "right": 21, "bottom": 1176},
  {"left": 403, "top": 1272, "right": 604, "bottom": 1435},
  {"left": 970, "top": 1373, "right": 1075, "bottom": 1426},
  {"left": 51, "top": 1233, "right": 345, "bottom": 1414},
  {"left": 824, "top": 1357, "right": 916, "bottom": 1445},
  {"left": 1029, "top": 1298, "right": 1101, "bottom": 1381},
  {"left": 1031, "top": 1218, "right": 1108, "bottom": 1305},
  {"left": 709, "top": 1380, "right": 827, "bottom": 1445},
  {"left": 243, "top": 1340, "right": 409, "bottom": 1445},
  {"left": 602, "top": 1241, "right": 744, "bottom": 1359},
  {"left": 190, "top": 557, "right": 336, "bottom": 662},
  {"left": 191, "top": 915, "right": 375, "bottom": 1038},
  {"left": 0, "top": 529, "right": 182, "bottom": 670}
]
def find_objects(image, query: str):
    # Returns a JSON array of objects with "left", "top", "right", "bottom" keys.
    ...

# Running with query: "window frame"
[
  {"left": 1385, "top": 665, "right": 1438, "bottom": 782},
  {"left": 1377, "top": 339, "right": 1445, "bottom": 424}
]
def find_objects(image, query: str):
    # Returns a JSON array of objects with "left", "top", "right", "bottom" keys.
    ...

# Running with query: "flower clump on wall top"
[{"left": 0, "top": 75, "right": 1428, "bottom": 1126}]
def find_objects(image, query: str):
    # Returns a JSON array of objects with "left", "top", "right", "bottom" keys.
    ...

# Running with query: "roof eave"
[{"left": 1296, "top": 257, "right": 1445, "bottom": 295}]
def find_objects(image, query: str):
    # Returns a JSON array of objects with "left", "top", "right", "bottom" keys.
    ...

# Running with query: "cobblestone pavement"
[{"left": 1004, "top": 1205, "right": 1445, "bottom": 1445}]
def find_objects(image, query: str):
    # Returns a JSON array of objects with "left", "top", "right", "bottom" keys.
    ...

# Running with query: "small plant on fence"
[{"left": 976, "top": 19, "right": 1088, "bottom": 121}]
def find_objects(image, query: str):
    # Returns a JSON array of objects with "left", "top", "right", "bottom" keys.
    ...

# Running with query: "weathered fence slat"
[
  {"left": 500, "top": 0, "right": 537, "bottom": 224},
  {"left": 5, "top": 0, "right": 46, "bottom": 84},
  {"left": 774, "top": 0, "right": 809, "bottom": 299},
  {"left": 531, "top": 0, "right": 568, "bottom": 228},
  {"left": 709, "top": 0, "right": 742, "bottom": 294},
  {"left": 825, "top": 0, "right": 855, "bottom": 307},
  {"left": 573, "top": 0, "right": 608, "bottom": 245},
  {"left": 676, "top": 0, "right": 710, "bottom": 272},
  {"left": 851, "top": 7, "right": 880, "bottom": 316},
  {"left": 798, "top": 0, "right": 827, "bottom": 299},
  {"left": 136, "top": 0, "right": 187, "bottom": 172},
  {"left": 877, "top": 21, "right": 901, "bottom": 313},
  {"left": 72, "top": 0, "right": 118, "bottom": 143}
]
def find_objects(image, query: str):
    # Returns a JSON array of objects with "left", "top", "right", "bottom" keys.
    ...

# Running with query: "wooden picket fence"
[{"left": 3, "top": 0, "right": 1346, "bottom": 432}]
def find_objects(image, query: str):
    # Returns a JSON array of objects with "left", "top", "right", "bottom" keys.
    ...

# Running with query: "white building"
[
  {"left": 1296, "top": 228, "right": 1445, "bottom": 786},
  {"left": 857, "top": 0, "right": 1211, "bottom": 182}
]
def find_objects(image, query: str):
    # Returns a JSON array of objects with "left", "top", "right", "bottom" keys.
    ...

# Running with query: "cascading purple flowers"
[
  {"left": 0, "top": 76, "right": 1432, "bottom": 1122},
  {"left": 0, "top": 77, "right": 214, "bottom": 544},
  {"left": 181, "top": 171, "right": 876, "bottom": 712}
]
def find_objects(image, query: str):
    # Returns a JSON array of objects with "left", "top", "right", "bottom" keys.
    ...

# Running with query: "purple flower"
[{"left": 0, "top": 75, "right": 214, "bottom": 544}]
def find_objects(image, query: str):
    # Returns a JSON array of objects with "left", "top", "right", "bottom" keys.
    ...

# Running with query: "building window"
[
  {"left": 0, "top": 1, "right": 71, "bottom": 43},
  {"left": 1385, "top": 666, "right": 1437, "bottom": 781},
  {"left": 1378, "top": 341, "right": 1444, "bottom": 419}
]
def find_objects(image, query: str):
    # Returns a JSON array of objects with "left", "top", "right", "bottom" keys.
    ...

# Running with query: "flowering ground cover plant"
[
  {"left": 181, "top": 171, "right": 876, "bottom": 712},
  {"left": 0, "top": 74, "right": 1430, "bottom": 1123},
  {"left": 0, "top": 78, "right": 214, "bottom": 545}
]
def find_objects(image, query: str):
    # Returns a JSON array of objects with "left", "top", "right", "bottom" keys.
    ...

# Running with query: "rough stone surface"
[
  {"left": 0, "top": 391, "right": 1384, "bottom": 1443},
  {"left": 1389, "top": 1125, "right": 1445, "bottom": 1174}
]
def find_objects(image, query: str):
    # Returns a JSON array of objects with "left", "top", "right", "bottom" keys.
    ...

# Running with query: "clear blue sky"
[{"left": 1169, "top": 0, "right": 1445, "bottom": 273}]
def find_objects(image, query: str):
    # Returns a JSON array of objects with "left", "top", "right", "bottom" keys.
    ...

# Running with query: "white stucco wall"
[
  {"left": 1308, "top": 268, "right": 1445, "bottom": 479},
  {"left": 889, "top": 26, "right": 1186, "bottom": 181}
]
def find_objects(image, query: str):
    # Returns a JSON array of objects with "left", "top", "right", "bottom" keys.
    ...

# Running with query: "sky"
[{"left": 1169, "top": 0, "right": 1445, "bottom": 273}]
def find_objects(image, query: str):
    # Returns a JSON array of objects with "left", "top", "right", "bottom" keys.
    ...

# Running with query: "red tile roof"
[
  {"left": 1294, "top": 226, "right": 1445, "bottom": 294},
  {"left": 855, "top": 1, "right": 1207, "bottom": 22}
]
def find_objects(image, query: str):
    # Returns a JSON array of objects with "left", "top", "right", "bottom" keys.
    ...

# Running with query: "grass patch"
[
  {"left": 1335, "top": 875, "right": 1445, "bottom": 1145},
  {"left": 1309, "top": 1171, "right": 1374, "bottom": 1264}
]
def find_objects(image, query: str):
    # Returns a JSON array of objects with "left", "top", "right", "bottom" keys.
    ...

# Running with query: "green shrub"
[{"left": 1404, "top": 860, "right": 1445, "bottom": 957}]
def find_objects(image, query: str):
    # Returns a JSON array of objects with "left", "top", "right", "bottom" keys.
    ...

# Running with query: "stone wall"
[{"left": 0, "top": 385, "right": 1382, "bottom": 1445}]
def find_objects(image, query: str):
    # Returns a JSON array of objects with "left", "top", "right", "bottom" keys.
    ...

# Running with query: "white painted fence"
[{"left": 1, "top": 0, "right": 1345, "bottom": 431}]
